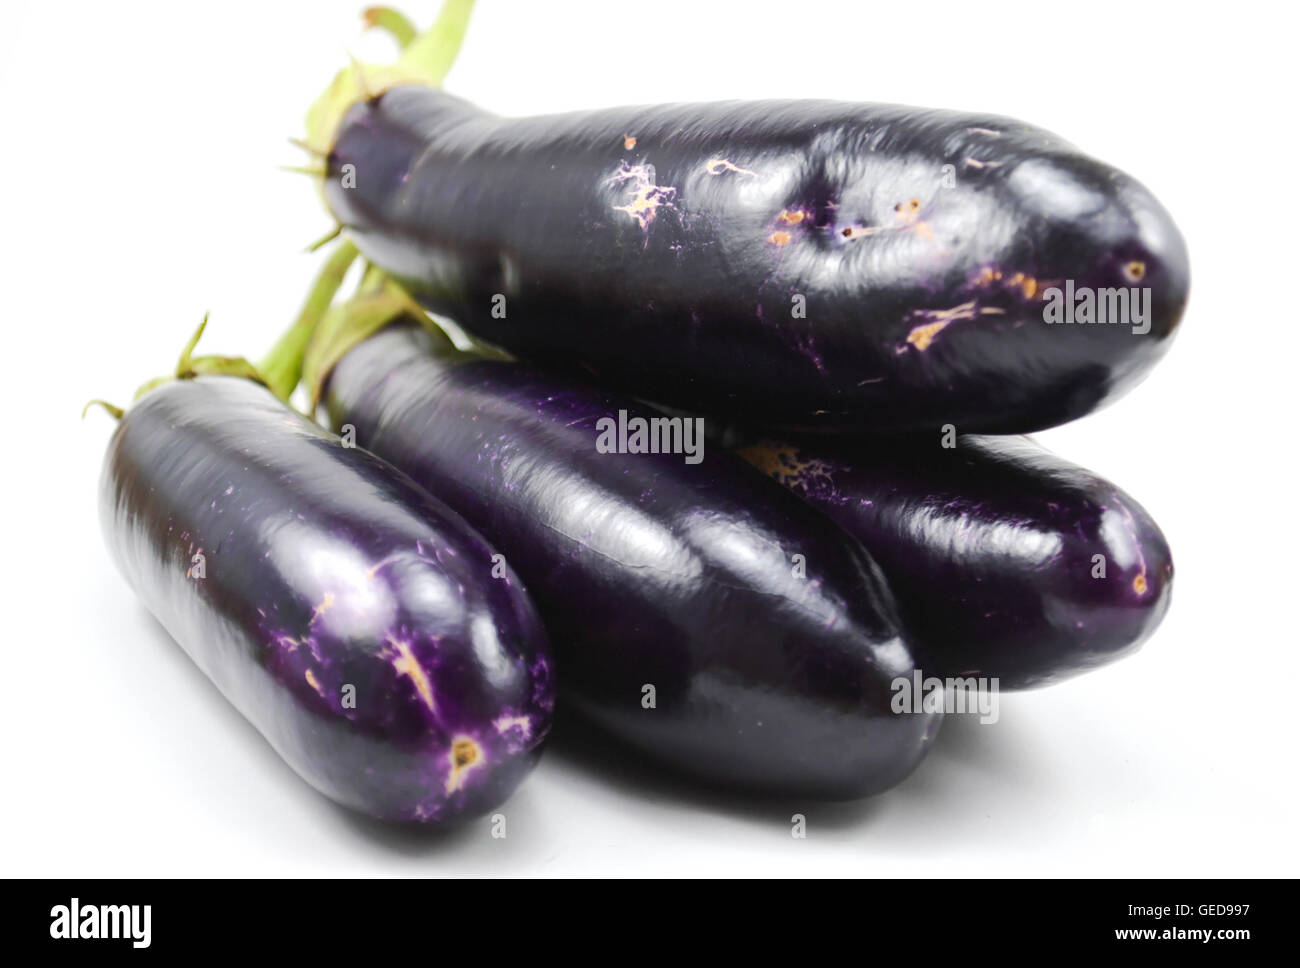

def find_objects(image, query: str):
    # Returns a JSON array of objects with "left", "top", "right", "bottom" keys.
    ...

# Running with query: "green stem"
[
  {"left": 304, "top": 0, "right": 477, "bottom": 153},
  {"left": 131, "top": 315, "right": 267, "bottom": 402},
  {"left": 397, "top": 0, "right": 476, "bottom": 84},
  {"left": 259, "top": 242, "right": 359, "bottom": 401},
  {"left": 363, "top": 6, "right": 418, "bottom": 49}
]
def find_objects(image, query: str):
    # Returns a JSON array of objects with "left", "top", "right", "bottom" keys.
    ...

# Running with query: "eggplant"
[
  {"left": 738, "top": 434, "right": 1173, "bottom": 688},
  {"left": 99, "top": 375, "right": 553, "bottom": 822},
  {"left": 322, "top": 322, "right": 940, "bottom": 798},
  {"left": 320, "top": 86, "right": 1189, "bottom": 433}
]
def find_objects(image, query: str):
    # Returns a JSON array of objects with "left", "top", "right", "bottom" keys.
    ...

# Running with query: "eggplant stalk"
[
  {"left": 303, "top": 0, "right": 476, "bottom": 155},
  {"left": 259, "top": 241, "right": 360, "bottom": 401}
]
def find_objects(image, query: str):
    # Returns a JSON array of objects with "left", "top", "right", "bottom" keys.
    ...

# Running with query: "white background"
[{"left": 2, "top": 0, "right": 1296, "bottom": 877}]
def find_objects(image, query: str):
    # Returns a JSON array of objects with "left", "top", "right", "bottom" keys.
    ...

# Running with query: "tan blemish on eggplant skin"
[
  {"left": 768, "top": 230, "right": 792, "bottom": 246},
  {"left": 614, "top": 191, "right": 669, "bottom": 229},
  {"left": 973, "top": 267, "right": 1041, "bottom": 299},
  {"left": 905, "top": 318, "right": 954, "bottom": 352},
  {"left": 1010, "top": 273, "right": 1039, "bottom": 298},
  {"left": 777, "top": 209, "right": 806, "bottom": 225},
  {"left": 304, "top": 669, "right": 324, "bottom": 695},
  {"left": 452, "top": 737, "right": 479, "bottom": 768},
  {"left": 877, "top": 199, "right": 934, "bottom": 240},
  {"left": 735, "top": 441, "right": 790, "bottom": 481},
  {"left": 309, "top": 591, "right": 335, "bottom": 625},
  {"left": 388, "top": 636, "right": 437, "bottom": 713},
  {"left": 1132, "top": 573, "right": 1148, "bottom": 595},
  {"left": 836, "top": 199, "right": 937, "bottom": 243},
  {"left": 444, "top": 736, "right": 484, "bottom": 794},
  {"left": 604, "top": 162, "right": 678, "bottom": 230},
  {"left": 623, "top": 135, "right": 637, "bottom": 150},
  {"left": 736, "top": 441, "right": 835, "bottom": 488},
  {"left": 1124, "top": 260, "right": 1146, "bottom": 282},
  {"left": 903, "top": 302, "right": 1006, "bottom": 352}
]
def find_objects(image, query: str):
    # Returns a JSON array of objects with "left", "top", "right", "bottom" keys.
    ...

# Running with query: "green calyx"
[
  {"left": 300, "top": 265, "right": 435, "bottom": 409},
  {"left": 133, "top": 314, "right": 266, "bottom": 401},
  {"left": 302, "top": 0, "right": 476, "bottom": 157},
  {"left": 88, "top": 5, "right": 478, "bottom": 426},
  {"left": 84, "top": 315, "right": 268, "bottom": 422},
  {"left": 81, "top": 399, "right": 125, "bottom": 421},
  {"left": 283, "top": 2, "right": 477, "bottom": 406}
]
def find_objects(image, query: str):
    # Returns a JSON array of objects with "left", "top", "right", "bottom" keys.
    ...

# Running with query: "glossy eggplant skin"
[
  {"left": 99, "top": 376, "right": 553, "bottom": 822},
  {"left": 324, "top": 87, "right": 1189, "bottom": 433},
  {"left": 324, "top": 324, "right": 940, "bottom": 799},
  {"left": 738, "top": 434, "right": 1173, "bottom": 689}
]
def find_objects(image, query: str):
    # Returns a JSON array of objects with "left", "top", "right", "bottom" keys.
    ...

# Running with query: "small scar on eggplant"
[
  {"left": 309, "top": 591, "right": 335, "bottom": 623},
  {"left": 1132, "top": 573, "right": 1148, "bottom": 595},
  {"left": 703, "top": 158, "right": 759, "bottom": 177},
  {"left": 1124, "top": 260, "right": 1147, "bottom": 282},
  {"left": 452, "top": 737, "right": 480, "bottom": 768},
  {"left": 445, "top": 737, "right": 484, "bottom": 793},
  {"left": 389, "top": 637, "right": 437, "bottom": 712},
  {"left": 304, "top": 669, "right": 325, "bottom": 695},
  {"left": 495, "top": 714, "right": 533, "bottom": 737},
  {"left": 904, "top": 302, "right": 1004, "bottom": 351},
  {"left": 905, "top": 319, "right": 953, "bottom": 352},
  {"left": 623, "top": 135, "right": 637, "bottom": 150},
  {"left": 1008, "top": 273, "right": 1039, "bottom": 298},
  {"left": 975, "top": 267, "right": 1040, "bottom": 299},
  {"left": 769, "top": 230, "right": 793, "bottom": 246},
  {"left": 895, "top": 198, "right": 922, "bottom": 213},
  {"left": 776, "top": 209, "right": 806, "bottom": 225},
  {"left": 736, "top": 441, "right": 834, "bottom": 487}
]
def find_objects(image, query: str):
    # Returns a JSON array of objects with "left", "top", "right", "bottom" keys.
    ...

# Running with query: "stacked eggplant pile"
[{"left": 94, "top": 2, "right": 1187, "bottom": 824}]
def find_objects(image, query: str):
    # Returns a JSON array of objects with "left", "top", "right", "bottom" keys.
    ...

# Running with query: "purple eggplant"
[
  {"left": 99, "top": 375, "right": 553, "bottom": 822},
  {"left": 738, "top": 434, "right": 1173, "bottom": 688},
  {"left": 322, "top": 323, "right": 940, "bottom": 799},
  {"left": 320, "top": 87, "right": 1188, "bottom": 433}
]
